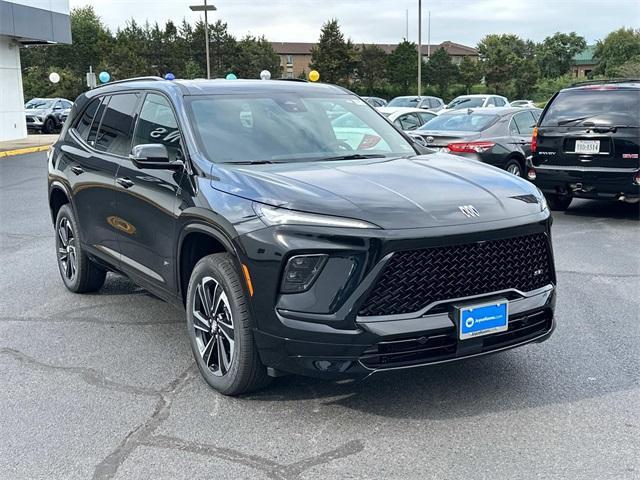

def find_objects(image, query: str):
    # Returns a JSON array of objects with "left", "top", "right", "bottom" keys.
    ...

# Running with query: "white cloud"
[{"left": 69, "top": 0, "right": 640, "bottom": 46}]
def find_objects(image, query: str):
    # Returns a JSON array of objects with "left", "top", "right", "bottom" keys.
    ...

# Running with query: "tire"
[
  {"left": 186, "top": 253, "right": 271, "bottom": 396},
  {"left": 546, "top": 193, "right": 573, "bottom": 211},
  {"left": 42, "top": 117, "right": 55, "bottom": 134},
  {"left": 55, "top": 204, "right": 106, "bottom": 293},
  {"left": 505, "top": 158, "right": 523, "bottom": 177}
]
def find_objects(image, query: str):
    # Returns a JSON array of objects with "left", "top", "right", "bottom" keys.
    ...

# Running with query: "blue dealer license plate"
[{"left": 458, "top": 300, "right": 508, "bottom": 340}]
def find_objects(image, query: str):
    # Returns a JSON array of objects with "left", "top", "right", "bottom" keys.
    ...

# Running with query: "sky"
[{"left": 69, "top": 0, "right": 640, "bottom": 47}]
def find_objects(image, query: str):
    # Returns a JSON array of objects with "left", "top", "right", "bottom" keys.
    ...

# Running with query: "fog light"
[
  {"left": 527, "top": 168, "right": 537, "bottom": 180},
  {"left": 281, "top": 254, "right": 328, "bottom": 293}
]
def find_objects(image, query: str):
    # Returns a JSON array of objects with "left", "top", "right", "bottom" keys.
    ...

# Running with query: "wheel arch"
[
  {"left": 177, "top": 222, "right": 240, "bottom": 305},
  {"left": 505, "top": 152, "right": 526, "bottom": 174},
  {"left": 49, "top": 182, "right": 72, "bottom": 225}
]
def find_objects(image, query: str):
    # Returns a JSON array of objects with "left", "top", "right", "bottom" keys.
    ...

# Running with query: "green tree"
[
  {"left": 387, "top": 40, "right": 417, "bottom": 94},
  {"left": 458, "top": 56, "right": 481, "bottom": 94},
  {"left": 310, "top": 19, "right": 358, "bottom": 84},
  {"left": 593, "top": 27, "right": 640, "bottom": 76},
  {"left": 536, "top": 32, "right": 586, "bottom": 78},
  {"left": 423, "top": 47, "right": 458, "bottom": 97},
  {"left": 477, "top": 34, "right": 539, "bottom": 97},
  {"left": 235, "top": 35, "right": 282, "bottom": 79},
  {"left": 205, "top": 20, "right": 239, "bottom": 77},
  {"left": 357, "top": 44, "right": 387, "bottom": 95}
]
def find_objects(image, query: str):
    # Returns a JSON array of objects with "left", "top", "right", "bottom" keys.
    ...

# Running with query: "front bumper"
[
  {"left": 531, "top": 165, "right": 640, "bottom": 199},
  {"left": 238, "top": 213, "right": 556, "bottom": 379}
]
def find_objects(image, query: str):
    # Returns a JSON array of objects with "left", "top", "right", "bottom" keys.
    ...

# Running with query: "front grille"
[
  {"left": 359, "top": 232, "right": 553, "bottom": 317},
  {"left": 26, "top": 116, "right": 35, "bottom": 123},
  {"left": 359, "top": 308, "right": 553, "bottom": 369}
]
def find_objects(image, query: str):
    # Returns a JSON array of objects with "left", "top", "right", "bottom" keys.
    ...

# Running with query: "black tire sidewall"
[
  {"left": 55, "top": 204, "right": 82, "bottom": 291},
  {"left": 185, "top": 254, "right": 256, "bottom": 394},
  {"left": 505, "top": 159, "right": 523, "bottom": 177}
]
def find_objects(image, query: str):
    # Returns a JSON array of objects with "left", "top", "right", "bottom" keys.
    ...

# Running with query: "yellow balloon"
[{"left": 308, "top": 70, "right": 320, "bottom": 82}]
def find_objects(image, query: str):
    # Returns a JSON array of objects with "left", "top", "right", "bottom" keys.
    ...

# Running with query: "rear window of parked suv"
[{"left": 541, "top": 88, "right": 640, "bottom": 127}]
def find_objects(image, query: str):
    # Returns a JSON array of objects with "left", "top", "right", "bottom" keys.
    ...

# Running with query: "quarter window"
[
  {"left": 511, "top": 111, "right": 536, "bottom": 135},
  {"left": 396, "top": 113, "right": 420, "bottom": 131},
  {"left": 133, "top": 93, "right": 184, "bottom": 162},
  {"left": 94, "top": 93, "right": 140, "bottom": 155},
  {"left": 74, "top": 97, "right": 101, "bottom": 140}
]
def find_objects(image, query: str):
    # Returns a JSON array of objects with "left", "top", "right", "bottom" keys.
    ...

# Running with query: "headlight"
[
  {"left": 253, "top": 203, "right": 380, "bottom": 229},
  {"left": 537, "top": 190, "right": 548, "bottom": 212}
]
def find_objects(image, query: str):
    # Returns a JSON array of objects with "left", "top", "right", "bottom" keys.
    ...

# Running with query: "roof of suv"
[
  {"left": 88, "top": 78, "right": 350, "bottom": 97},
  {"left": 563, "top": 79, "right": 640, "bottom": 92}
]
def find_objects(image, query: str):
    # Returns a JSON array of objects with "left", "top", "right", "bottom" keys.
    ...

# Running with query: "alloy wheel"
[
  {"left": 192, "top": 276, "right": 235, "bottom": 376},
  {"left": 57, "top": 217, "right": 77, "bottom": 280},
  {"left": 507, "top": 163, "right": 521, "bottom": 176}
]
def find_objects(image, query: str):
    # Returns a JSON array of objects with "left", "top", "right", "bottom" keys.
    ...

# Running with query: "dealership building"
[{"left": 0, "top": 0, "right": 71, "bottom": 141}]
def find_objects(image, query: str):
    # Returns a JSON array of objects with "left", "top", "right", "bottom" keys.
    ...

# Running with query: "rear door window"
[
  {"left": 541, "top": 88, "right": 640, "bottom": 127},
  {"left": 94, "top": 93, "right": 140, "bottom": 156},
  {"left": 511, "top": 111, "right": 536, "bottom": 135},
  {"left": 396, "top": 113, "right": 421, "bottom": 130}
]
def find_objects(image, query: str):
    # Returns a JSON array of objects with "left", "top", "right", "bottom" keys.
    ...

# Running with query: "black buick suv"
[{"left": 48, "top": 77, "right": 556, "bottom": 395}]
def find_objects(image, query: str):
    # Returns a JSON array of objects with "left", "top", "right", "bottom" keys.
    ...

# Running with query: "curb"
[{"left": 0, "top": 145, "right": 51, "bottom": 158}]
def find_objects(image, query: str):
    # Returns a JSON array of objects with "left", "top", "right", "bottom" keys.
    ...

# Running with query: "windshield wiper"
[
  {"left": 319, "top": 153, "right": 388, "bottom": 162},
  {"left": 557, "top": 115, "right": 596, "bottom": 126},
  {"left": 223, "top": 160, "right": 278, "bottom": 165}
]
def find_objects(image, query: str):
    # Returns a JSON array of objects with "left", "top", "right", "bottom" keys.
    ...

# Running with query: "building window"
[{"left": 286, "top": 55, "right": 293, "bottom": 65}]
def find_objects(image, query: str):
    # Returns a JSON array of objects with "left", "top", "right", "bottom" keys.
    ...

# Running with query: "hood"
[
  {"left": 209, "top": 154, "right": 544, "bottom": 230},
  {"left": 24, "top": 108, "right": 48, "bottom": 116}
]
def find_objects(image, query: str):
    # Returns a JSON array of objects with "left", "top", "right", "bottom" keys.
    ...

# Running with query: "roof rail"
[
  {"left": 569, "top": 78, "right": 640, "bottom": 87},
  {"left": 96, "top": 76, "right": 165, "bottom": 87}
]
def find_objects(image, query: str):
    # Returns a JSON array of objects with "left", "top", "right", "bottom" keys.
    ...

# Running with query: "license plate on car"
[
  {"left": 575, "top": 140, "right": 600, "bottom": 154},
  {"left": 457, "top": 300, "right": 508, "bottom": 340}
]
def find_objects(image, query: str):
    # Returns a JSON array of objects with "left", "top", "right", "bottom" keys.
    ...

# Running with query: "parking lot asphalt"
[{"left": 1, "top": 152, "right": 638, "bottom": 480}]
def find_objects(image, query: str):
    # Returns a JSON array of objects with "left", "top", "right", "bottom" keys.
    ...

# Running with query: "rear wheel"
[
  {"left": 546, "top": 193, "right": 573, "bottom": 211},
  {"left": 186, "top": 253, "right": 270, "bottom": 395},
  {"left": 505, "top": 158, "right": 523, "bottom": 177},
  {"left": 55, "top": 204, "right": 106, "bottom": 292},
  {"left": 42, "top": 117, "right": 56, "bottom": 134}
]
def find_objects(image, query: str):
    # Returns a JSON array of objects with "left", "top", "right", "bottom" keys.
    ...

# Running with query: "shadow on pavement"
[{"left": 561, "top": 199, "right": 640, "bottom": 221}]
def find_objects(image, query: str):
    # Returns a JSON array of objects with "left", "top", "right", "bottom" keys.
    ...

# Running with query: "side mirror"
[{"left": 130, "top": 144, "right": 183, "bottom": 170}]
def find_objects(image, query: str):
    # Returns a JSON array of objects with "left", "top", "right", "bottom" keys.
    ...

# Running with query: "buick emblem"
[
  {"left": 426, "top": 136, "right": 434, "bottom": 143},
  {"left": 459, "top": 205, "right": 480, "bottom": 218}
]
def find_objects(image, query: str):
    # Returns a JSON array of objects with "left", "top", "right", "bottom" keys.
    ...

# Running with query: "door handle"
[
  {"left": 116, "top": 177, "right": 135, "bottom": 189},
  {"left": 70, "top": 166, "right": 84, "bottom": 175}
]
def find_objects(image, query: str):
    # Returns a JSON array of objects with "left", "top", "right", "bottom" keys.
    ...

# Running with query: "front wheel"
[
  {"left": 546, "top": 193, "right": 573, "bottom": 211},
  {"left": 42, "top": 117, "right": 56, "bottom": 134},
  {"left": 186, "top": 253, "right": 270, "bottom": 395}
]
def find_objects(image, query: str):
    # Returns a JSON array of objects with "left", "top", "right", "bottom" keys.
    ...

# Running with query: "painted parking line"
[{"left": 0, "top": 145, "right": 51, "bottom": 158}]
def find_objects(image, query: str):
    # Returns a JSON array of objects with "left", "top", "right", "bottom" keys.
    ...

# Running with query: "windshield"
[
  {"left": 25, "top": 99, "right": 54, "bottom": 109},
  {"left": 541, "top": 88, "right": 640, "bottom": 127},
  {"left": 447, "top": 97, "right": 486, "bottom": 109},
  {"left": 187, "top": 94, "right": 415, "bottom": 163},
  {"left": 388, "top": 97, "right": 419, "bottom": 107},
  {"left": 417, "top": 113, "right": 498, "bottom": 132}
]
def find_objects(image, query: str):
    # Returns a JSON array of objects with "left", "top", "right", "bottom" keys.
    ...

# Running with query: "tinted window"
[
  {"left": 418, "top": 113, "right": 498, "bottom": 132},
  {"left": 541, "top": 88, "right": 640, "bottom": 127},
  {"left": 75, "top": 98, "right": 101, "bottom": 140},
  {"left": 512, "top": 111, "right": 536, "bottom": 135},
  {"left": 133, "top": 93, "right": 184, "bottom": 162},
  {"left": 187, "top": 94, "right": 414, "bottom": 163},
  {"left": 495, "top": 97, "right": 506, "bottom": 106},
  {"left": 87, "top": 97, "right": 109, "bottom": 145},
  {"left": 94, "top": 93, "right": 140, "bottom": 155}
]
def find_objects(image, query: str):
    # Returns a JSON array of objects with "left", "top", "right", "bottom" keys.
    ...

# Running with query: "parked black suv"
[
  {"left": 48, "top": 77, "right": 556, "bottom": 395},
  {"left": 528, "top": 80, "right": 640, "bottom": 210}
]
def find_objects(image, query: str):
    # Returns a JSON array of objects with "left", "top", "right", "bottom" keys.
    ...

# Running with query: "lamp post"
[
  {"left": 190, "top": 1, "right": 217, "bottom": 79},
  {"left": 417, "top": 0, "right": 422, "bottom": 97}
]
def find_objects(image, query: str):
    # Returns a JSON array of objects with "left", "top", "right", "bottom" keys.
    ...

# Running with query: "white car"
[
  {"left": 376, "top": 107, "right": 437, "bottom": 131},
  {"left": 511, "top": 100, "right": 536, "bottom": 108},
  {"left": 439, "top": 94, "right": 510, "bottom": 113}
]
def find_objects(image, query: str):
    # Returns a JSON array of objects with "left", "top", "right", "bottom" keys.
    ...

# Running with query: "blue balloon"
[
  {"left": 98, "top": 71, "right": 110, "bottom": 83},
  {"left": 164, "top": 72, "right": 175, "bottom": 80},
  {"left": 225, "top": 73, "right": 237, "bottom": 80}
]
